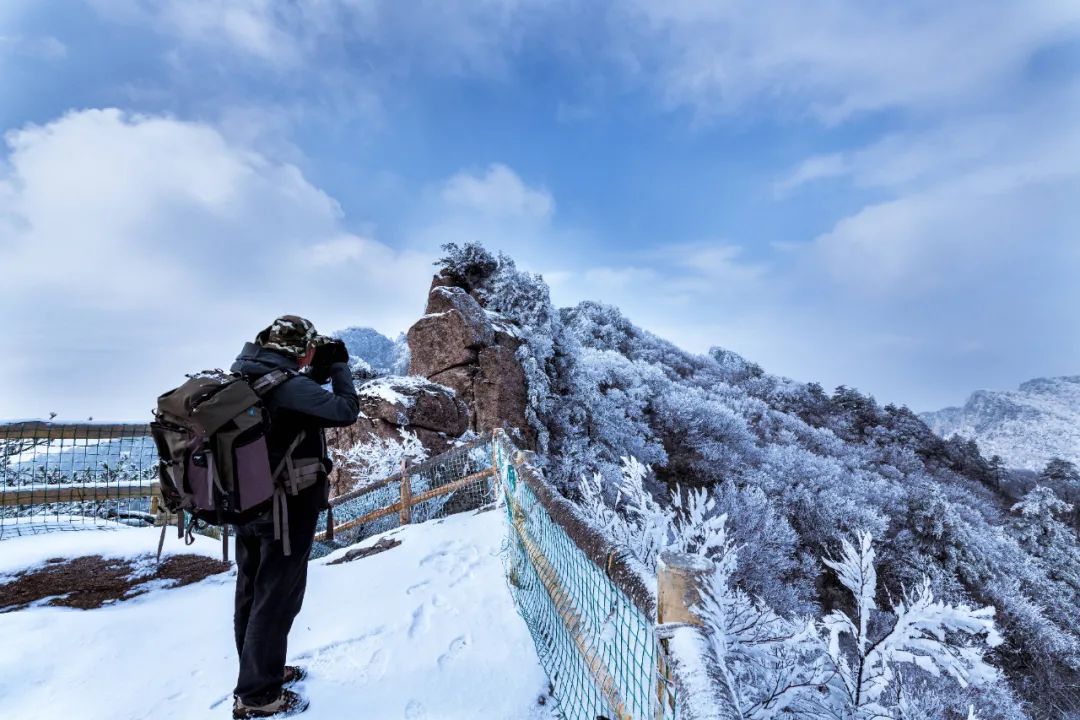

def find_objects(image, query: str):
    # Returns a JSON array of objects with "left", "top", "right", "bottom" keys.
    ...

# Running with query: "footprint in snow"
[
  {"left": 298, "top": 631, "right": 389, "bottom": 685},
  {"left": 437, "top": 635, "right": 470, "bottom": 669},
  {"left": 408, "top": 603, "right": 431, "bottom": 638},
  {"left": 422, "top": 543, "right": 482, "bottom": 587},
  {"left": 406, "top": 580, "right": 431, "bottom": 596},
  {"left": 404, "top": 700, "right": 427, "bottom": 719}
]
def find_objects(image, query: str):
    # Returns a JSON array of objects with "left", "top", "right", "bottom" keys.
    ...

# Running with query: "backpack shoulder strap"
[{"left": 250, "top": 368, "right": 298, "bottom": 396}]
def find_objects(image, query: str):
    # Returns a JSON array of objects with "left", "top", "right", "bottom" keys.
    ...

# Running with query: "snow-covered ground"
[{"left": 0, "top": 509, "right": 554, "bottom": 720}]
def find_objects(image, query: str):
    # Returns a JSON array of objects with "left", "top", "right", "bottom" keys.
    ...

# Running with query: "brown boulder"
[
  {"left": 357, "top": 377, "right": 469, "bottom": 437},
  {"left": 408, "top": 304, "right": 498, "bottom": 376},
  {"left": 425, "top": 285, "right": 487, "bottom": 321},
  {"left": 429, "top": 270, "right": 458, "bottom": 293},
  {"left": 474, "top": 344, "right": 530, "bottom": 443},
  {"left": 430, "top": 365, "right": 479, "bottom": 416}
]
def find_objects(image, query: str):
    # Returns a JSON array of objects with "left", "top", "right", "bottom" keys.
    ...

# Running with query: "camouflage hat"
[{"left": 256, "top": 315, "right": 318, "bottom": 357}]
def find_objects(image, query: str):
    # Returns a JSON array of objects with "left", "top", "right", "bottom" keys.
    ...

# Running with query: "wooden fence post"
[
  {"left": 656, "top": 551, "right": 742, "bottom": 720},
  {"left": 399, "top": 459, "right": 412, "bottom": 525},
  {"left": 657, "top": 551, "right": 714, "bottom": 627}
]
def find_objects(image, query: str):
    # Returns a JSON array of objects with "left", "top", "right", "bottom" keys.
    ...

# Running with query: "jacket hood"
[{"left": 230, "top": 342, "right": 300, "bottom": 378}]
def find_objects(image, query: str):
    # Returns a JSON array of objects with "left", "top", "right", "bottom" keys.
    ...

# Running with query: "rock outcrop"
[
  {"left": 326, "top": 375, "right": 469, "bottom": 494},
  {"left": 408, "top": 272, "right": 533, "bottom": 447},
  {"left": 355, "top": 376, "right": 469, "bottom": 450},
  {"left": 327, "top": 270, "right": 534, "bottom": 495},
  {"left": 406, "top": 287, "right": 494, "bottom": 378}
]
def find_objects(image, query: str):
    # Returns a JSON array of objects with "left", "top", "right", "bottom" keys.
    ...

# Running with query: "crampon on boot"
[
  {"left": 232, "top": 689, "right": 309, "bottom": 719},
  {"left": 282, "top": 666, "right": 307, "bottom": 686}
]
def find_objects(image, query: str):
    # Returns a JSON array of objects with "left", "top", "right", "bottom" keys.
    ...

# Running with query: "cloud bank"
[{"left": 0, "top": 109, "right": 432, "bottom": 420}]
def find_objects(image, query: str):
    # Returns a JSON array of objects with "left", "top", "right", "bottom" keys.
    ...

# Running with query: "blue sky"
[{"left": 1, "top": 1, "right": 1078, "bottom": 420}]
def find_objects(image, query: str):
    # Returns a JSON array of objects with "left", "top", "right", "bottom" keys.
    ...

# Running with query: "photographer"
[{"left": 228, "top": 316, "right": 358, "bottom": 719}]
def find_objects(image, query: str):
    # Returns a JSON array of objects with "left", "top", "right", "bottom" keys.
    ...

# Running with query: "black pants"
[{"left": 233, "top": 487, "right": 322, "bottom": 704}]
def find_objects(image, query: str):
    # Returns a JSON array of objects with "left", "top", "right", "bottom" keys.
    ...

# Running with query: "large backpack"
[{"left": 150, "top": 369, "right": 323, "bottom": 558}]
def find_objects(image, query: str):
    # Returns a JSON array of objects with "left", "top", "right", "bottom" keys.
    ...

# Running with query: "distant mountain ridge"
[
  {"left": 332, "top": 326, "right": 409, "bottom": 376},
  {"left": 920, "top": 376, "right": 1080, "bottom": 470}
]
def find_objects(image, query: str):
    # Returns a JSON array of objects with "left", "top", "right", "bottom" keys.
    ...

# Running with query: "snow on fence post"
[{"left": 656, "top": 552, "right": 741, "bottom": 720}]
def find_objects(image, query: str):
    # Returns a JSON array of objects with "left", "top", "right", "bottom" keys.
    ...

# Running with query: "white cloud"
[
  {"left": 0, "top": 109, "right": 433, "bottom": 420},
  {"left": 441, "top": 164, "right": 553, "bottom": 221},
  {"left": 79, "top": 1, "right": 1080, "bottom": 129},
  {"left": 774, "top": 153, "right": 848, "bottom": 196},
  {"left": 0, "top": 34, "right": 66, "bottom": 60},
  {"left": 617, "top": 1, "right": 1080, "bottom": 122},
  {"left": 88, "top": 0, "right": 303, "bottom": 66},
  {"left": 543, "top": 108, "right": 1080, "bottom": 409},
  {"left": 6, "top": 2, "right": 1076, "bottom": 416},
  {"left": 790, "top": 98, "right": 1080, "bottom": 290},
  {"left": 86, "top": 0, "right": 548, "bottom": 76},
  {"left": 306, "top": 236, "right": 380, "bottom": 267}
]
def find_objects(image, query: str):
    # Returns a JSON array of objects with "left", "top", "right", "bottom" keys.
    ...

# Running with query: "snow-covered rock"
[{"left": 357, "top": 376, "right": 469, "bottom": 437}]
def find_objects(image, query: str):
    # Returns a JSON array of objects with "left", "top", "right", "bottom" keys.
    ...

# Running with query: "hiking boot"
[
  {"left": 232, "top": 689, "right": 309, "bottom": 718},
  {"left": 283, "top": 666, "right": 307, "bottom": 686}
]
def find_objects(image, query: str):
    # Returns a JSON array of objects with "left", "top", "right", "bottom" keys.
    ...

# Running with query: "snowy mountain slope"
[
  {"left": 0, "top": 512, "right": 552, "bottom": 720},
  {"left": 431, "top": 244, "right": 1080, "bottom": 719},
  {"left": 333, "top": 326, "right": 409, "bottom": 376},
  {"left": 920, "top": 376, "right": 1080, "bottom": 470}
]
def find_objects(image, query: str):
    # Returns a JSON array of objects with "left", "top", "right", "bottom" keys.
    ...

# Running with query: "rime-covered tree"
[{"left": 1039, "top": 458, "right": 1080, "bottom": 531}]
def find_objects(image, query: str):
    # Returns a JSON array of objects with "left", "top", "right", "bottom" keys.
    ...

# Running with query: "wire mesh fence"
[
  {"left": 312, "top": 435, "right": 496, "bottom": 558},
  {"left": 0, "top": 420, "right": 496, "bottom": 552},
  {"left": 0, "top": 422, "right": 159, "bottom": 539},
  {"left": 494, "top": 432, "right": 679, "bottom": 720},
  {"left": 4, "top": 418, "right": 719, "bottom": 716}
]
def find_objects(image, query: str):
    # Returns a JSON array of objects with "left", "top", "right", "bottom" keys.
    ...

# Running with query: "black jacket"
[{"left": 230, "top": 342, "right": 359, "bottom": 509}]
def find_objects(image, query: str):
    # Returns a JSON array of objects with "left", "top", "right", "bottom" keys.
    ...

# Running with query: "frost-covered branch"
[
  {"left": 820, "top": 532, "right": 1001, "bottom": 718},
  {"left": 579, "top": 456, "right": 732, "bottom": 570},
  {"left": 333, "top": 429, "right": 428, "bottom": 491},
  {"left": 698, "top": 529, "right": 1003, "bottom": 719}
]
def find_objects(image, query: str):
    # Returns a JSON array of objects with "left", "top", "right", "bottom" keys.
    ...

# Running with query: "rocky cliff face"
[
  {"left": 325, "top": 271, "right": 533, "bottom": 494},
  {"left": 407, "top": 273, "right": 532, "bottom": 447},
  {"left": 920, "top": 376, "right": 1080, "bottom": 470}
]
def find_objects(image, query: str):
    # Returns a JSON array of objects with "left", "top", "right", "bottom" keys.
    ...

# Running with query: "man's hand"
[
  {"left": 312, "top": 337, "right": 349, "bottom": 367},
  {"left": 305, "top": 336, "right": 349, "bottom": 383}
]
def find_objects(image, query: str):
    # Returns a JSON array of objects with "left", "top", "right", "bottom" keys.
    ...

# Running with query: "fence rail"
[
  {"left": 0, "top": 421, "right": 158, "bottom": 538},
  {"left": 0, "top": 422, "right": 151, "bottom": 440},
  {"left": 0, "top": 421, "right": 498, "bottom": 551},
  {"left": 0, "top": 482, "right": 159, "bottom": 507},
  {"left": 310, "top": 434, "right": 497, "bottom": 557}
]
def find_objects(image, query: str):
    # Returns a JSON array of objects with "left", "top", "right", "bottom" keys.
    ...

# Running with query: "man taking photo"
[{"left": 228, "top": 315, "right": 359, "bottom": 718}]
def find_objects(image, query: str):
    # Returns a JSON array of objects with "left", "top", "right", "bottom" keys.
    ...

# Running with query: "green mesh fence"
[{"left": 494, "top": 435, "right": 679, "bottom": 720}]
